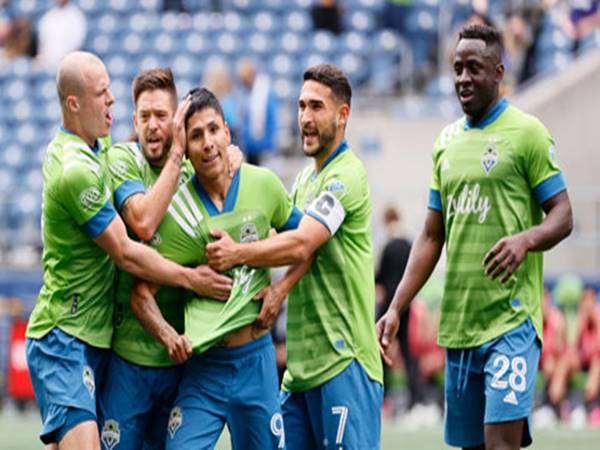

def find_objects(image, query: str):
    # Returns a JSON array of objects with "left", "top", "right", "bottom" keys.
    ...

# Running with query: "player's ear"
[
  {"left": 337, "top": 103, "right": 350, "bottom": 128},
  {"left": 495, "top": 62, "right": 505, "bottom": 84},
  {"left": 66, "top": 95, "right": 80, "bottom": 113}
]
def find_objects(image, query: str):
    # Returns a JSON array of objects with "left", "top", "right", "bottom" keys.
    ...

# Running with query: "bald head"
[{"left": 56, "top": 51, "right": 105, "bottom": 108}]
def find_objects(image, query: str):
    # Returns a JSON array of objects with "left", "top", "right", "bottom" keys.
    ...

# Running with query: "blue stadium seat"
[
  {"left": 252, "top": 11, "right": 278, "bottom": 34},
  {"left": 340, "top": 31, "right": 370, "bottom": 57},
  {"left": 268, "top": 53, "right": 297, "bottom": 79},
  {"left": 311, "top": 31, "right": 339, "bottom": 56},
  {"left": 278, "top": 32, "right": 303, "bottom": 55},
  {"left": 78, "top": 0, "right": 105, "bottom": 16},
  {"left": 336, "top": 53, "right": 368, "bottom": 87},
  {"left": 222, "top": 11, "right": 246, "bottom": 34},
  {"left": 580, "top": 30, "right": 600, "bottom": 53},
  {"left": 247, "top": 32, "right": 271, "bottom": 57},
  {"left": 272, "top": 77, "right": 295, "bottom": 102},
  {"left": 285, "top": 10, "right": 312, "bottom": 33},
  {"left": 88, "top": 34, "right": 112, "bottom": 56},
  {"left": 425, "top": 74, "right": 454, "bottom": 98},
  {"left": 346, "top": 10, "right": 377, "bottom": 34}
]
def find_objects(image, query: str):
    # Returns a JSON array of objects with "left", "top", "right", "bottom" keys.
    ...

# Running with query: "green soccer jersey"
[
  {"left": 26, "top": 128, "right": 117, "bottom": 348},
  {"left": 283, "top": 141, "right": 383, "bottom": 393},
  {"left": 429, "top": 99, "right": 566, "bottom": 348},
  {"left": 107, "top": 142, "right": 194, "bottom": 366},
  {"left": 147, "top": 163, "right": 299, "bottom": 354}
]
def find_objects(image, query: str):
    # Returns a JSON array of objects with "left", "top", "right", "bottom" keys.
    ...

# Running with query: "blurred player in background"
[
  {"left": 132, "top": 87, "right": 301, "bottom": 449},
  {"left": 207, "top": 63, "right": 384, "bottom": 450},
  {"left": 377, "top": 25, "right": 573, "bottom": 450},
  {"left": 25, "top": 51, "right": 228, "bottom": 450}
]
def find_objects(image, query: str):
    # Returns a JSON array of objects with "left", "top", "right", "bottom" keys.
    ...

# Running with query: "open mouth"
[
  {"left": 459, "top": 90, "right": 474, "bottom": 103},
  {"left": 105, "top": 111, "right": 113, "bottom": 126}
]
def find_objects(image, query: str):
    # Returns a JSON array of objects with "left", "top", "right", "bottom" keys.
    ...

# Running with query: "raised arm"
[
  {"left": 131, "top": 279, "right": 191, "bottom": 364},
  {"left": 376, "top": 208, "right": 445, "bottom": 364},
  {"left": 120, "top": 98, "right": 190, "bottom": 241}
]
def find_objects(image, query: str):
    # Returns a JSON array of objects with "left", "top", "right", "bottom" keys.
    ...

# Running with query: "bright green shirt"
[
  {"left": 107, "top": 142, "right": 194, "bottom": 366},
  {"left": 429, "top": 100, "right": 566, "bottom": 348},
  {"left": 26, "top": 129, "right": 117, "bottom": 348},
  {"left": 147, "top": 163, "right": 299, "bottom": 354},
  {"left": 283, "top": 141, "right": 384, "bottom": 392}
]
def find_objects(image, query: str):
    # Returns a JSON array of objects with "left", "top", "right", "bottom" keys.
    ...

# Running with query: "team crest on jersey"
[
  {"left": 101, "top": 420, "right": 121, "bottom": 450},
  {"left": 326, "top": 179, "right": 346, "bottom": 195},
  {"left": 481, "top": 141, "right": 499, "bottom": 175},
  {"left": 79, "top": 187, "right": 101, "bottom": 210},
  {"left": 168, "top": 406, "right": 183, "bottom": 438},
  {"left": 82, "top": 366, "right": 95, "bottom": 397},
  {"left": 148, "top": 232, "right": 161, "bottom": 247},
  {"left": 240, "top": 222, "right": 259, "bottom": 243}
]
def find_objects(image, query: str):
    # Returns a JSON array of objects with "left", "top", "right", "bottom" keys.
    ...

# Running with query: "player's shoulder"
[
  {"left": 508, "top": 105, "right": 548, "bottom": 134},
  {"left": 107, "top": 141, "right": 141, "bottom": 162},
  {"left": 327, "top": 147, "right": 367, "bottom": 179}
]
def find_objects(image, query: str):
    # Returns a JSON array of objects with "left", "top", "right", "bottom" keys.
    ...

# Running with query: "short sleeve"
[
  {"left": 107, "top": 144, "right": 146, "bottom": 211},
  {"left": 523, "top": 120, "right": 566, "bottom": 204},
  {"left": 428, "top": 135, "right": 444, "bottom": 212},
  {"left": 60, "top": 162, "right": 116, "bottom": 238},
  {"left": 264, "top": 171, "right": 301, "bottom": 232},
  {"left": 305, "top": 164, "right": 365, "bottom": 236}
]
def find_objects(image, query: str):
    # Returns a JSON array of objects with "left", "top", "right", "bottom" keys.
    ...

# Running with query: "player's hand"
[
  {"left": 171, "top": 95, "right": 192, "bottom": 160},
  {"left": 226, "top": 145, "right": 244, "bottom": 178},
  {"left": 376, "top": 309, "right": 400, "bottom": 367},
  {"left": 206, "top": 230, "right": 240, "bottom": 271},
  {"left": 166, "top": 333, "right": 193, "bottom": 364},
  {"left": 189, "top": 264, "right": 233, "bottom": 300},
  {"left": 254, "top": 284, "right": 286, "bottom": 329},
  {"left": 483, "top": 234, "right": 529, "bottom": 283}
]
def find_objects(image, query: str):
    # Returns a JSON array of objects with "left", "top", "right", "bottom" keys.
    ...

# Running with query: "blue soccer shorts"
[
  {"left": 166, "top": 333, "right": 284, "bottom": 450},
  {"left": 26, "top": 327, "right": 109, "bottom": 444},
  {"left": 98, "top": 352, "right": 184, "bottom": 450},
  {"left": 444, "top": 318, "right": 541, "bottom": 448},
  {"left": 281, "top": 359, "right": 383, "bottom": 450}
]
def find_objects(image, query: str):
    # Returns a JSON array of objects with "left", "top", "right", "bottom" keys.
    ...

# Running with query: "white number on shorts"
[
  {"left": 331, "top": 406, "right": 348, "bottom": 445},
  {"left": 491, "top": 354, "right": 528, "bottom": 392},
  {"left": 509, "top": 356, "right": 527, "bottom": 392},
  {"left": 270, "top": 413, "right": 285, "bottom": 449}
]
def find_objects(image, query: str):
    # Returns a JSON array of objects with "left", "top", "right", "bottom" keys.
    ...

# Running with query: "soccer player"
[
  {"left": 206, "top": 64, "right": 384, "bottom": 449},
  {"left": 98, "top": 69, "right": 234, "bottom": 450},
  {"left": 376, "top": 25, "right": 573, "bottom": 450},
  {"left": 25, "top": 52, "right": 230, "bottom": 450},
  {"left": 131, "top": 87, "right": 301, "bottom": 449}
]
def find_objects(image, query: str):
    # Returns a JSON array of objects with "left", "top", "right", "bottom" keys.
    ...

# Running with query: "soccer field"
[{"left": 1, "top": 409, "right": 599, "bottom": 450}]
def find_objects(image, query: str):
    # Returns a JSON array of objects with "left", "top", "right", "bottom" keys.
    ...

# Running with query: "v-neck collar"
[
  {"left": 464, "top": 98, "right": 508, "bottom": 130},
  {"left": 192, "top": 168, "right": 241, "bottom": 216}
]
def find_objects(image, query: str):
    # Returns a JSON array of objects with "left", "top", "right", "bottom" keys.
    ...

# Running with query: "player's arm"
[
  {"left": 483, "top": 192, "right": 573, "bottom": 283},
  {"left": 95, "top": 215, "right": 232, "bottom": 298},
  {"left": 131, "top": 279, "right": 192, "bottom": 364},
  {"left": 207, "top": 214, "right": 329, "bottom": 270},
  {"left": 376, "top": 208, "right": 445, "bottom": 365},
  {"left": 120, "top": 98, "right": 190, "bottom": 241},
  {"left": 254, "top": 256, "right": 313, "bottom": 329}
]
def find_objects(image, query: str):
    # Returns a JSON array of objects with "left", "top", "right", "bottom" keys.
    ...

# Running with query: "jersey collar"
[
  {"left": 60, "top": 126, "right": 101, "bottom": 154},
  {"left": 317, "top": 139, "right": 349, "bottom": 175},
  {"left": 464, "top": 98, "right": 508, "bottom": 131},
  {"left": 192, "top": 168, "right": 241, "bottom": 216}
]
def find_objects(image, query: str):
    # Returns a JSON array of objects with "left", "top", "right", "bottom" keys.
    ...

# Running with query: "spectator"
[
  {"left": 0, "top": 16, "right": 36, "bottom": 64},
  {"left": 375, "top": 206, "right": 417, "bottom": 415},
  {"left": 201, "top": 61, "right": 238, "bottom": 142},
  {"left": 37, "top": 0, "right": 86, "bottom": 70},
  {"left": 381, "top": 0, "right": 412, "bottom": 35},
  {"left": 228, "top": 57, "right": 278, "bottom": 166},
  {"left": 162, "top": 0, "right": 186, "bottom": 13},
  {"left": 310, "top": 0, "right": 343, "bottom": 35},
  {"left": 502, "top": 13, "right": 534, "bottom": 92}
]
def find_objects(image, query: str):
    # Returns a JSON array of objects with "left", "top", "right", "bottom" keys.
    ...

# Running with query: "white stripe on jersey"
[
  {"left": 63, "top": 154, "right": 100, "bottom": 174},
  {"left": 168, "top": 204, "right": 196, "bottom": 238},
  {"left": 172, "top": 191, "right": 199, "bottom": 228},
  {"left": 180, "top": 183, "right": 204, "bottom": 224}
]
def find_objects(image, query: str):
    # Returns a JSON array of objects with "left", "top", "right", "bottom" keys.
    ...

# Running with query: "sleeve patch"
[
  {"left": 326, "top": 178, "right": 346, "bottom": 195},
  {"left": 79, "top": 187, "right": 103, "bottom": 211},
  {"left": 306, "top": 191, "right": 345, "bottom": 235}
]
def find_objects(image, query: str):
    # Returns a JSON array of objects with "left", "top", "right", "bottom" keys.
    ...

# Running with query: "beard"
[
  {"left": 142, "top": 135, "right": 173, "bottom": 167},
  {"left": 302, "top": 123, "right": 336, "bottom": 158}
]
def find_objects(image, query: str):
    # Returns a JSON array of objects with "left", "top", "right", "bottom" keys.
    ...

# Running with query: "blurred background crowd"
[{"left": 0, "top": 0, "right": 599, "bottom": 432}]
